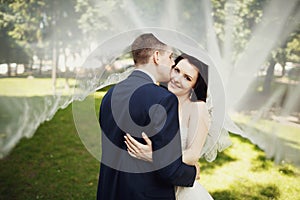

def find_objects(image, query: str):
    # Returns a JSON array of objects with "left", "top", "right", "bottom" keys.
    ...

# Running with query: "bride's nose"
[{"left": 172, "top": 73, "right": 181, "bottom": 83}]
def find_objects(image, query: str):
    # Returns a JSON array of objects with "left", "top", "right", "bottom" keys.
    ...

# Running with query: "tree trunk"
[
  {"left": 263, "top": 58, "right": 276, "bottom": 94},
  {"left": 7, "top": 63, "right": 11, "bottom": 77},
  {"left": 15, "top": 64, "right": 18, "bottom": 76},
  {"left": 52, "top": 45, "right": 58, "bottom": 94},
  {"left": 28, "top": 63, "right": 33, "bottom": 75},
  {"left": 24, "top": 64, "right": 28, "bottom": 73},
  {"left": 64, "top": 49, "right": 70, "bottom": 89},
  {"left": 51, "top": 6, "right": 58, "bottom": 94},
  {"left": 281, "top": 64, "right": 286, "bottom": 77},
  {"left": 39, "top": 58, "right": 43, "bottom": 75}
]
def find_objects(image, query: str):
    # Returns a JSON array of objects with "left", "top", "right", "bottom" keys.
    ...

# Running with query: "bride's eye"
[{"left": 185, "top": 76, "right": 192, "bottom": 81}]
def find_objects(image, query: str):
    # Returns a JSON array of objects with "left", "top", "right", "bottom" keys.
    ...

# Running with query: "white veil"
[
  {"left": 72, "top": 28, "right": 239, "bottom": 162},
  {"left": 1, "top": 0, "right": 299, "bottom": 166}
]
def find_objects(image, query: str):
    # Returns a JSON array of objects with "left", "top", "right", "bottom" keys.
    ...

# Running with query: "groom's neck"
[{"left": 136, "top": 64, "right": 158, "bottom": 82}]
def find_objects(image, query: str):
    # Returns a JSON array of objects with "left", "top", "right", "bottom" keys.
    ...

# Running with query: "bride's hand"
[{"left": 124, "top": 132, "right": 153, "bottom": 162}]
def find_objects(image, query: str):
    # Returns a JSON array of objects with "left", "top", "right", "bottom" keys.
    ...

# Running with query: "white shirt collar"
[{"left": 134, "top": 69, "right": 156, "bottom": 83}]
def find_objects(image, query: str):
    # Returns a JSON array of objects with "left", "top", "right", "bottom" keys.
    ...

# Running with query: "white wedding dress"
[
  {"left": 176, "top": 127, "right": 214, "bottom": 200},
  {"left": 176, "top": 182, "right": 213, "bottom": 200}
]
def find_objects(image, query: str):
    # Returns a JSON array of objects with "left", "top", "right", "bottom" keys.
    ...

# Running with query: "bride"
[{"left": 125, "top": 53, "right": 214, "bottom": 199}]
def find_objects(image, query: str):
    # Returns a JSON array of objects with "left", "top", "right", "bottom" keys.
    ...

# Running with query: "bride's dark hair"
[{"left": 173, "top": 53, "right": 208, "bottom": 102}]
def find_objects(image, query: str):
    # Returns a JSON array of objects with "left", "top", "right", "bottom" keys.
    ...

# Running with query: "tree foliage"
[
  {"left": 211, "top": 0, "right": 266, "bottom": 60},
  {"left": 0, "top": 0, "right": 299, "bottom": 77},
  {"left": 76, "top": 0, "right": 118, "bottom": 41},
  {"left": 0, "top": 0, "right": 32, "bottom": 73}
]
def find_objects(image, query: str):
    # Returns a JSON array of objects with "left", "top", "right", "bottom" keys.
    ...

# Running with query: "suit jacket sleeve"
[{"left": 151, "top": 93, "right": 196, "bottom": 187}]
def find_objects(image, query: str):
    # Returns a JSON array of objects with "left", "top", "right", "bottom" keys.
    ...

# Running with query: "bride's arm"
[
  {"left": 182, "top": 102, "right": 210, "bottom": 165},
  {"left": 124, "top": 103, "right": 210, "bottom": 165}
]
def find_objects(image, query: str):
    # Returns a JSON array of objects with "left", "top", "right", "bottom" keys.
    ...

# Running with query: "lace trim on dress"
[{"left": 202, "top": 128, "right": 232, "bottom": 162}]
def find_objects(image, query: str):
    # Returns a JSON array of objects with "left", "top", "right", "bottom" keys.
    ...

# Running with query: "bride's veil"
[{"left": 72, "top": 28, "right": 241, "bottom": 163}]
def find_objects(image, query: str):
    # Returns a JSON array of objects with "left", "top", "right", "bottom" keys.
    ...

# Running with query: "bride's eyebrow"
[
  {"left": 184, "top": 73, "right": 193, "bottom": 80},
  {"left": 180, "top": 69, "right": 193, "bottom": 80}
]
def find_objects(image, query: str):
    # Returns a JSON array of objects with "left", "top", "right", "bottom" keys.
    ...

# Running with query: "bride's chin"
[
  {"left": 168, "top": 84, "right": 180, "bottom": 95},
  {"left": 170, "top": 89, "right": 180, "bottom": 96}
]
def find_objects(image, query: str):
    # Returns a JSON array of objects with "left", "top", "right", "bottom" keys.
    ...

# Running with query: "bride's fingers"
[
  {"left": 124, "top": 137, "right": 139, "bottom": 153},
  {"left": 126, "top": 134, "right": 143, "bottom": 148},
  {"left": 124, "top": 140, "right": 130, "bottom": 149},
  {"left": 128, "top": 149, "right": 137, "bottom": 158},
  {"left": 124, "top": 135, "right": 135, "bottom": 148},
  {"left": 142, "top": 132, "right": 151, "bottom": 145},
  {"left": 125, "top": 141, "right": 137, "bottom": 154}
]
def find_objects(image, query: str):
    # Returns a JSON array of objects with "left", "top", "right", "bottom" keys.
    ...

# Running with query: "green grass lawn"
[
  {"left": 231, "top": 112, "right": 300, "bottom": 165},
  {"left": 0, "top": 93, "right": 299, "bottom": 199},
  {"left": 231, "top": 113, "right": 300, "bottom": 149},
  {"left": 0, "top": 78, "right": 76, "bottom": 96},
  {"left": 200, "top": 134, "right": 300, "bottom": 200}
]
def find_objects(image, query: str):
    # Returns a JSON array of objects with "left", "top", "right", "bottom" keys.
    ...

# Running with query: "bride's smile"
[{"left": 168, "top": 59, "right": 199, "bottom": 98}]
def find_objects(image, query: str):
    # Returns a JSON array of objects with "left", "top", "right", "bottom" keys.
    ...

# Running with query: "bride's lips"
[{"left": 169, "top": 81, "right": 180, "bottom": 89}]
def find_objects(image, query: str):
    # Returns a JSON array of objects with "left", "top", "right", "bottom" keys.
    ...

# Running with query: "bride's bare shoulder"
[
  {"left": 189, "top": 101, "right": 209, "bottom": 117},
  {"left": 189, "top": 102, "right": 210, "bottom": 129},
  {"left": 191, "top": 101, "right": 208, "bottom": 110}
]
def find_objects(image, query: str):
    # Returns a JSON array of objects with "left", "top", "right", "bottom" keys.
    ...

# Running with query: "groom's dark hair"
[{"left": 131, "top": 33, "right": 167, "bottom": 65}]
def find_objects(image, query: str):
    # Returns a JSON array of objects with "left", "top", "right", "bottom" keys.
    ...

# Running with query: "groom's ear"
[{"left": 153, "top": 50, "right": 160, "bottom": 65}]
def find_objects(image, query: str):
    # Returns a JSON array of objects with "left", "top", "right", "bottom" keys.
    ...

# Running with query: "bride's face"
[{"left": 167, "top": 59, "right": 198, "bottom": 97}]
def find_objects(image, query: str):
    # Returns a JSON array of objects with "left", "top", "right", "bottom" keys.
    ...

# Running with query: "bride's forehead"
[{"left": 176, "top": 59, "right": 199, "bottom": 74}]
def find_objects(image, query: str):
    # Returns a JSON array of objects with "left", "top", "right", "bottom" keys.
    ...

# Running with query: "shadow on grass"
[
  {"left": 199, "top": 150, "right": 237, "bottom": 174},
  {"left": 212, "top": 182, "right": 280, "bottom": 200},
  {"left": 251, "top": 154, "right": 273, "bottom": 172},
  {"left": 278, "top": 164, "right": 296, "bottom": 176}
]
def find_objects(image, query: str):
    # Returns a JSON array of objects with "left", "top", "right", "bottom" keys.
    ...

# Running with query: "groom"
[{"left": 97, "top": 33, "right": 198, "bottom": 200}]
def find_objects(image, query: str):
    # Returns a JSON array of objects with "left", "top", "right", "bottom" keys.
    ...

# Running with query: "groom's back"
[{"left": 97, "top": 71, "right": 178, "bottom": 200}]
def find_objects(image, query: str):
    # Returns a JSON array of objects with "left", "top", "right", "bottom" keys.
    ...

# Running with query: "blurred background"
[{"left": 0, "top": 0, "right": 299, "bottom": 199}]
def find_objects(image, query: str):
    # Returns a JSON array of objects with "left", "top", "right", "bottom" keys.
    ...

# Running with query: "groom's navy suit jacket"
[{"left": 97, "top": 70, "right": 196, "bottom": 200}]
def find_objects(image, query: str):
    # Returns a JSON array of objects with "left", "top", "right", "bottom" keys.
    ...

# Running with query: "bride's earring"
[
  {"left": 190, "top": 89, "right": 194, "bottom": 98},
  {"left": 190, "top": 89, "right": 196, "bottom": 101}
]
